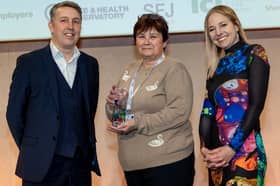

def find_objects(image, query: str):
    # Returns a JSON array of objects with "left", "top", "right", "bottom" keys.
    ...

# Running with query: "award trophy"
[{"left": 112, "top": 88, "right": 128, "bottom": 127}]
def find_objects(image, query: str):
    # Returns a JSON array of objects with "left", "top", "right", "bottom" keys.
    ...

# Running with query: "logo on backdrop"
[
  {"left": 44, "top": 4, "right": 129, "bottom": 21},
  {"left": 82, "top": 5, "right": 129, "bottom": 21},
  {"left": 191, "top": 0, "right": 223, "bottom": 13},
  {"left": 143, "top": 2, "right": 174, "bottom": 17}
]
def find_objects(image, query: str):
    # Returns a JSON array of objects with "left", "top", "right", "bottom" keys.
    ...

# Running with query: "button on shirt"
[{"left": 50, "top": 42, "right": 80, "bottom": 88}]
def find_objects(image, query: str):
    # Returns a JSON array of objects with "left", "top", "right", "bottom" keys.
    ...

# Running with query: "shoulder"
[
  {"left": 18, "top": 46, "right": 49, "bottom": 62},
  {"left": 249, "top": 44, "right": 269, "bottom": 64},
  {"left": 16, "top": 46, "right": 50, "bottom": 70},
  {"left": 80, "top": 51, "right": 98, "bottom": 64},
  {"left": 123, "top": 60, "right": 141, "bottom": 72},
  {"left": 164, "top": 56, "right": 189, "bottom": 73},
  {"left": 162, "top": 57, "right": 192, "bottom": 81},
  {"left": 79, "top": 51, "right": 99, "bottom": 73}
]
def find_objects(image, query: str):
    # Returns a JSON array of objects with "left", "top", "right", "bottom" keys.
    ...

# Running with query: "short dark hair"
[
  {"left": 49, "top": 1, "right": 82, "bottom": 21},
  {"left": 133, "top": 13, "right": 169, "bottom": 42}
]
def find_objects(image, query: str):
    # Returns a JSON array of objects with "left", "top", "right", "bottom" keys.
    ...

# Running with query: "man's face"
[{"left": 48, "top": 6, "right": 81, "bottom": 50}]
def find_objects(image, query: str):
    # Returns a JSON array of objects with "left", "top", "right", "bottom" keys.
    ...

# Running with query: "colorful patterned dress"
[{"left": 199, "top": 41, "right": 270, "bottom": 186}]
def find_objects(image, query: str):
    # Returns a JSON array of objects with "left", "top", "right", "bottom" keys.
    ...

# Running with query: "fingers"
[
  {"left": 107, "top": 85, "right": 128, "bottom": 105},
  {"left": 201, "top": 147, "right": 210, "bottom": 154},
  {"left": 213, "top": 160, "right": 227, "bottom": 168},
  {"left": 201, "top": 147, "right": 210, "bottom": 159},
  {"left": 106, "top": 86, "right": 118, "bottom": 104},
  {"left": 207, "top": 159, "right": 229, "bottom": 169},
  {"left": 107, "top": 119, "right": 136, "bottom": 135},
  {"left": 209, "top": 146, "right": 235, "bottom": 164},
  {"left": 107, "top": 126, "right": 126, "bottom": 134},
  {"left": 112, "top": 85, "right": 117, "bottom": 90},
  {"left": 106, "top": 97, "right": 115, "bottom": 104},
  {"left": 107, "top": 123, "right": 129, "bottom": 135},
  {"left": 208, "top": 153, "right": 224, "bottom": 163},
  {"left": 203, "top": 146, "right": 229, "bottom": 162},
  {"left": 201, "top": 146, "right": 231, "bottom": 169}
]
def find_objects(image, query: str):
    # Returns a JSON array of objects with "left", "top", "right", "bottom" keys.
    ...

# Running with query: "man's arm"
[{"left": 6, "top": 55, "right": 30, "bottom": 148}]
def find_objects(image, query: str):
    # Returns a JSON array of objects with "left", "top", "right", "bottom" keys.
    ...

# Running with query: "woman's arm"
[{"left": 228, "top": 44, "right": 270, "bottom": 152}]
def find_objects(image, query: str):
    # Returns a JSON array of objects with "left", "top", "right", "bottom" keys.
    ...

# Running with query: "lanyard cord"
[{"left": 126, "top": 54, "right": 165, "bottom": 111}]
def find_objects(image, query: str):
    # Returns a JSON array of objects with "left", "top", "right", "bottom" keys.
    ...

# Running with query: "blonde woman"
[{"left": 199, "top": 5, "right": 270, "bottom": 186}]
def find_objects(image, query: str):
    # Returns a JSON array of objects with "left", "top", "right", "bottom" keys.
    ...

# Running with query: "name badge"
[{"left": 122, "top": 70, "right": 130, "bottom": 81}]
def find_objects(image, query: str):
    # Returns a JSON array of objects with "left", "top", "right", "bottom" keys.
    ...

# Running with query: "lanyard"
[{"left": 126, "top": 54, "right": 165, "bottom": 111}]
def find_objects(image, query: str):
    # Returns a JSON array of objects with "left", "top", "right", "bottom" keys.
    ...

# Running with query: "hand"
[
  {"left": 106, "top": 85, "right": 128, "bottom": 105},
  {"left": 106, "top": 85, "right": 118, "bottom": 105},
  {"left": 107, "top": 119, "right": 137, "bottom": 135},
  {"left": 201, "top": 146, "right": 235, "bottom": 169}
]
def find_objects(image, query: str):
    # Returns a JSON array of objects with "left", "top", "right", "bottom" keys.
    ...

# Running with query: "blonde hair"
[{"left": 204, "top": 5, "right": 249, "bottom": 78}]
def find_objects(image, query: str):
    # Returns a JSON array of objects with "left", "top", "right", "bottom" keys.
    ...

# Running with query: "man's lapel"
[
  {"left": 78, "top": 55, "right": 90, "bottom": 114},
  {"left": 42, "top": 46, "right": 59, "bottom": 113}
]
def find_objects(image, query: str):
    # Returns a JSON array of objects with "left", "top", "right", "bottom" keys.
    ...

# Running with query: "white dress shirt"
[{"left": 50, "top": 41, "right": 80, "bottom": 88}]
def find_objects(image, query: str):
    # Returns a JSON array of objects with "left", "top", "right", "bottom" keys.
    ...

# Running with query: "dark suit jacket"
[{"left": 6, "top": 45, "right": 100, "bottom": 182}]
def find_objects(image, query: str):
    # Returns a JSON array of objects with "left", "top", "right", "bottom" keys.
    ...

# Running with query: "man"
[{"left": 6, "top": 1, "right": 100, "bottom": 185}]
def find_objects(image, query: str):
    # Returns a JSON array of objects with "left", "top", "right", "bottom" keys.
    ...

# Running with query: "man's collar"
[{"left": 49, "top": 40, "right": 80, "bottom": 60}]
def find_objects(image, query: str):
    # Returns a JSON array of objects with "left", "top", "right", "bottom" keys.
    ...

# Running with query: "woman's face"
[
  {"left": 135, "top": 27, "right": 167, "bottom": 62},
  {"left": 207, "top": 12, "right": 239, "bottom": 49}
]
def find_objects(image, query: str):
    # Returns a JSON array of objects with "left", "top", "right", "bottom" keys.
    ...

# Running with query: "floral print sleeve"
[{"left": 228, "top": 45, "right": 270, "bottom": 151}]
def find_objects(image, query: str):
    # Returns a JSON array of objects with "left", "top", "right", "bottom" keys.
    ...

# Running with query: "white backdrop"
[{"left": 1, "top": 0, "right": 280, "bottom": 41}]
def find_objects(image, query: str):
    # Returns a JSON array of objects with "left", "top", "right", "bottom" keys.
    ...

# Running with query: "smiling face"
[
  {"left": 48, "top": 6, "right": 81, "bottom": 51},
  {"left": 135, "top": 27, "right": 167, "bottom": 63},
  {"left": 207, "top": 12, "right": 239, "bottom": 49}
]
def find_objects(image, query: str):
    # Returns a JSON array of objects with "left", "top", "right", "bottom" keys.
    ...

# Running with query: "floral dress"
[{"left": 199, "top": 41, "right": 270, "bottom": 186}]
